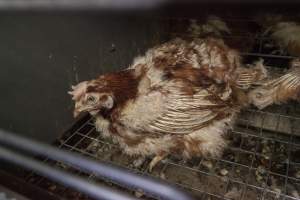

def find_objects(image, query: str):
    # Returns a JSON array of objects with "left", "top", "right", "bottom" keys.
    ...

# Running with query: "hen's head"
[
  {"left": 68, "top": 70, "right": 138, "bottom": 118},
  {"left": 68, "top": 80, "right": 114, "bottom": 117}
]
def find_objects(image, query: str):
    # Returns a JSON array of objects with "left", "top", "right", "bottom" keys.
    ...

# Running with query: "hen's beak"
[
  {"left": 73, "top": 104, "right": 83, "bottom": 118},
  {"left": 73, "top": 110, "right": 80, "bottom": 118},
  {"left": 73, "top": 104, "right": 100, "bottom": 118},
  {"left": 73, "top": 107, "right": 94, "bottom": 118}
]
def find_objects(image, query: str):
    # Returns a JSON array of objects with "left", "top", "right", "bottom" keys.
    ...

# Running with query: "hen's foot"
[
  {"left": 131, "top": 157, "right": 146, "bottom": 168},
  {"left": 148, "top": 153, "right": 167, "bottom": 172}
]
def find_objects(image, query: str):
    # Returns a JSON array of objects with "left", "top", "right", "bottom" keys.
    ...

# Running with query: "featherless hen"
[{"left": 69, "top": 38, "right": 300, "bottom": 171}]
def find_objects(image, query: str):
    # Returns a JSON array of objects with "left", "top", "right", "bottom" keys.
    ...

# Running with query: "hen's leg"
[
  {"left": 131, "top": 157, "right": 146, "bottom": 168},
  {"left": 149, "top": 152, "right": 168, "bottom": 172}
]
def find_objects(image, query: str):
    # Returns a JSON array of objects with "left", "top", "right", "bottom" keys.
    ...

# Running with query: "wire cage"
[{"left": 23, "top": 16, "right": 300, "bottom": 200}]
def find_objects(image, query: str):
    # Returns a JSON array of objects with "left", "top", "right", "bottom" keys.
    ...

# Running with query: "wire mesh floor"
[
  {"left": 24, "top": 17, "right": 300, "bottom": 200},
  {"left": 25, "top": 103, "right": 300, "bottom": 200}
]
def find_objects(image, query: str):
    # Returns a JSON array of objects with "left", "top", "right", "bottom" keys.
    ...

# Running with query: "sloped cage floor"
[
  {"left": 23, "top": 16, "right": 300, "bottom": 200},
  {"left": 24, "top": 102, "right": 300, "bottom": 200}
]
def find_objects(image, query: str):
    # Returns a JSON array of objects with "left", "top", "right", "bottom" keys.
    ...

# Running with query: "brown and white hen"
[{"left": 69, "top": 38, "right": 300, "bottom": 171}]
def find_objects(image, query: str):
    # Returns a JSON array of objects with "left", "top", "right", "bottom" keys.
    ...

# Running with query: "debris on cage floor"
[
  {"left": 24, "top": 17, "right": 300, "bottom": 200},
  {"left": 24, "top": 102, "right": 300, "bottom": 200}
]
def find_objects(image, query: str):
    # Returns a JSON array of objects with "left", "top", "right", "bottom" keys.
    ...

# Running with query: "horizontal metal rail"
[
  {"left": 0, "top": 146, "right": 139, "bottom": 200},
  {"left": 0, "top": 0, "right": 299, "bottom": 11},
  {"left": 0, "top": 0, "right": 167, "bottom": 10},
  {"left": 0, "top": 129, "right": 196, "bottom": 200}
]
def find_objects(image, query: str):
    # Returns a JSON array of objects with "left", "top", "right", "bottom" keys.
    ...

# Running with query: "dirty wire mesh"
[{"left": 25, "top": 17, "right": 300, "bottom": 200}]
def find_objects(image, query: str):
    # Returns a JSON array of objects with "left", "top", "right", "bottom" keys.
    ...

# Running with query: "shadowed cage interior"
[{"left": 23, "top": 16, "right": 300, "bottom": 200}]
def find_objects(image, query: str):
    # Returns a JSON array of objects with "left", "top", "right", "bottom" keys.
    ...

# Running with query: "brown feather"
[{"left": 88, "top": 69, "right": 140, "bottom": 110}]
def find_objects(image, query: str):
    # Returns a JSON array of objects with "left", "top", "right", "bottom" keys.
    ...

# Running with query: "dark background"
[{"left": 0, "top": 13, "right": 163, "bottom": 143}]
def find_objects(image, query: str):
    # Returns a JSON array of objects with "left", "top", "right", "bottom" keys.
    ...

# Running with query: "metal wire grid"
[
  {"left": 25, "top": 17, "right": 300, "bottom": 200},
  {"left": 25, "top": 104, "right": 300, "bottom": 200}
]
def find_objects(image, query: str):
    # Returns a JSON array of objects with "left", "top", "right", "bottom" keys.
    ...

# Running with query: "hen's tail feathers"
[{"left": 248, "top": 59, "right": 300, "bottom": 109}]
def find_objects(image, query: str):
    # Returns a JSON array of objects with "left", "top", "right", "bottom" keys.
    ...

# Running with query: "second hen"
[
  {"left": 69, "top": 38, "right": 300, "bottom": 171},
  {"left": 257, "top": 14, "right": 300, "bottom": 56}
]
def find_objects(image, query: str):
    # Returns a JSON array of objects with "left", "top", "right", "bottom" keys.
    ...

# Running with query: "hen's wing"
[
  {"left": 120, "top": 80, "right": 236, "bottom": 135},
  {"left": 121, "top": 38, "right": 241, "bottom": 135},
  {"left": 149, "top": 87, "right": 234, "bottom": 135},
  {"left": 234, "top": 59, "right": 268, "bottom": 90}
]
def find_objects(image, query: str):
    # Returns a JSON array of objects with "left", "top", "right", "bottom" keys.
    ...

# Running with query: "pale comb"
[{"left": 68, "top": 81, "right": 88, "bottom": 100}]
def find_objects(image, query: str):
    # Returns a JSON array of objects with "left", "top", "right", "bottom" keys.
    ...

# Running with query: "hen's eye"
[
  {"left": 256, "top": 93, "right": 262, "bottom": 99},
  {"left": 87, "top": 96, "right": 96, "bottom": 103}
]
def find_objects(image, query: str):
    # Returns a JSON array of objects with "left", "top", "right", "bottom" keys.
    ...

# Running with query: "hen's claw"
[
  {"left": 132, "top": 157, "right": 146, "bottom": 168},
  {"left": 149, "top": 153, "right": 167, "bottom": 172}
]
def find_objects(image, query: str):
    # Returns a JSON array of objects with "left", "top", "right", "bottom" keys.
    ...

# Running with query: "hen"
[
  {"left": 69, "top": 38, "right": 300, "bottom": 171},
  {"left": 187, "top": 15, "right": 256, "bottom": 53},
  {"left": 257, "top": 14, "right": 300, "bottom": 56},
  {"left": 248, "top": 58, "right": 300, "bottom": 109},
  {"left": 188, "top": 16, "right": 231, "bottom": 38}
]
